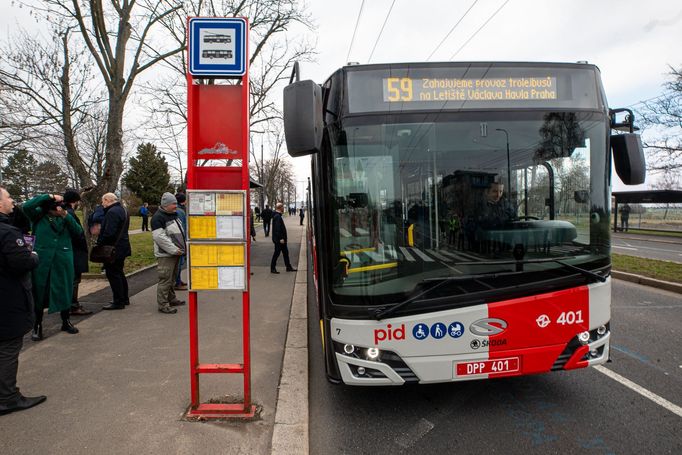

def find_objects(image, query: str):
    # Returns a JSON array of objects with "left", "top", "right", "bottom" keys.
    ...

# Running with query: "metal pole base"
[{"left": 185, "top": 403, "right": 257, "bottom": 420}]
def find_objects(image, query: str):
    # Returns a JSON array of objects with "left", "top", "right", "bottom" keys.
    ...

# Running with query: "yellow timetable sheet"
[
  {"left": 216, "top": 193, "right": 244, "bottom": 215},
  {"left": 190, "top": 267, "right": 245, "bottom": 290},
  {"left": 189, "top": 216, "right": 217, "bottom": 239},
  {"left": 190, "top": 244, "right": 245, "bottom": 267}
]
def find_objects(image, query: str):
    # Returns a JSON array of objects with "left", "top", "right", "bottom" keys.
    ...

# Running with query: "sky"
[
  {"left": 289, "top": 0, "right": 682, "bottom": 192},
  {"left": 2, "top": 0, "right": 681, "bottom": 194}
]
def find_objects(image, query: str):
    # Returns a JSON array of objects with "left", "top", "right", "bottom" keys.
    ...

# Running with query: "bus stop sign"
[{"left": 189, "top": 17, "right": 246, "bottom": 77}]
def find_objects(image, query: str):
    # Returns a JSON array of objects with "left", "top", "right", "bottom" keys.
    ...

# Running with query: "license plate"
[{"left": 456, "top": 357, "right": 520, "bottom": 376}]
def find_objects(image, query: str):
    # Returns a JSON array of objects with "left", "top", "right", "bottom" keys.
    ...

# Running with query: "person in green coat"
[{"left": 22, "top": 193, "right": 83, "bottom": 340}]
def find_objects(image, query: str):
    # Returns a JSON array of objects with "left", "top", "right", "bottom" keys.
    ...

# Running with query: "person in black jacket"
[
  {"left": 0, "top": 186, "right": 46, "bottom": 415},
  {"left": 261, "top": 205, "right": 273, "bottom": 237},
  {"left": 63, "top": 190, "right": 92, "bottom": 316},
  {"left": 98, "top": 193, "right": 131, "bottom": 310},
  {"left": 270, "top": 203, "right": 296, "bottom": 274}
]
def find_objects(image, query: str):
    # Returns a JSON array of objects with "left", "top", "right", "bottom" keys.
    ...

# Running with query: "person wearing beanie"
[
  {"left": 62, "top": 190, "right": 92, "bottom": 316},
  {"left": 173, "top": 193, "right": 188, "bottom": 290},
  {"left": 99, "top": 193, "right": 131, "bottom": 310},
  {"left": 151, "top": 192, "right": 186, "bottom": 314}
]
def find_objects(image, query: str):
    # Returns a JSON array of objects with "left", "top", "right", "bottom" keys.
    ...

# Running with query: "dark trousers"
[
  {"left": 0, "top": 336, "right": 23, "bottom": 403},
  {"left": 72, "top": 272, "right": 82, "bottom": 305},
  {"left": 141, "top": 216, "right": 149, "bottom": 231},
  {"left": 271, "top": 242, "right": 292, "bottom": 271},
  {"left": 105, "top": 256, "right": 129, "bottom": 305},
  {"left": 263, "top": 220, "right": 271, "bottom": 236}
]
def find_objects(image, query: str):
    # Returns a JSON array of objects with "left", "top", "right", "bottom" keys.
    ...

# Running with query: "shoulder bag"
[{"left": 90, "top": 214, "right": 128, "bottom": 264}]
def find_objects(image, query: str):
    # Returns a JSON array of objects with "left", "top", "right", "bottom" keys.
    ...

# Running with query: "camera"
[{"left": 41, "top": 198, "right": 67, "bottom": 212}]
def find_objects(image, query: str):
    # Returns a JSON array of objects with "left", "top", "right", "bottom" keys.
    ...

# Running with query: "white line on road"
[
  {"left": 612, "top": 246, "right": 638, "bottom": 251},
  {"left": 594, "top": 365, "right": 682, "bottom": 418},
  {"left": 395, "top": 418, "right": 435, "bottom": 448}
]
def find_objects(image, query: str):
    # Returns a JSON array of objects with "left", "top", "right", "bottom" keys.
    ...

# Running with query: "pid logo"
[{"left": 373, "top": 324, "right": 405, "bottom": 345}]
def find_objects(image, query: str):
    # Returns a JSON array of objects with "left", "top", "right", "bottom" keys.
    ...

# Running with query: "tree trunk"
[{"left": 101, "top": 96, "right": 126, "bottom": 194}]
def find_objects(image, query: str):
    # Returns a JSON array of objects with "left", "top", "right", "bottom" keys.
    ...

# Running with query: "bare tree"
[
  {"left": 143, "top": 0, "right": 316, "bottom": 177},
  {"left": 22, "top": 0, "right": 186, "bottom": 193},
  {"left": 0, "top": 27, "right": 100, "bottom": 186},
  {"left": 637, "top": 65, "right": 682, "bottom": 172},
  {"left": 249, "top": 126, "right": 294, "bottom": 205},
  {"left": 651, "top": 168, "right": 681, "bottom": 220}
]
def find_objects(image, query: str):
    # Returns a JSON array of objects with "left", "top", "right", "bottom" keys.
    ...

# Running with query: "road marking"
[
  {"left": 410, "top": 248, "right": 435, "bottom": 262},
  {"left": 399, "top": 247, "right": 415, "bottom": 262},
  {"left": 395, "top": 418, "right": 435, "bottom": 448},
  {"left": 594, "top": 365, "right": 682, "bottom": 418},
  {"left": 613, "top": 246, "right": 638, "bottom": 251}
]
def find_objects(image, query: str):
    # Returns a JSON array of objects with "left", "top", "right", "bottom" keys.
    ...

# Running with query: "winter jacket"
[
  {"left": 98, "top": 202, "right": 131, "bottom": 259},
  {"left": 271, "top": 211, "right": 288, "bottom": 244},
  {"left": 0, "top": 213, "right": 39, "bottom": 340},
  {"left": 66, "top": 205, "right": 89, "bottom": 274},
  {"left": 151, "top": 208, "right": 185, "bottom": 258},
  {"left": 22, "top": 194, "right": 83, "bottom": 313}
]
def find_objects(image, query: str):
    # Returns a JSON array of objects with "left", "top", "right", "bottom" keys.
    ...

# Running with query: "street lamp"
[{"left": 496, "top": 128, "right": 511, "bottom": 190}]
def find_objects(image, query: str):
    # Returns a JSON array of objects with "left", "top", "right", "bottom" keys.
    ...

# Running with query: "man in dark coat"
[
  {"left": 270, "top": 203, "right": 296, "bottom": 274},
  {"left": 99, "top": 193, "right": 131, "bottom": 310},
  {"left": 63, "top": 190, "right": 92, "bottom": 316},
  {"left": 0, "top": 186, "right": 46, "bottom": 415},
  {"left": 261, "top": 205, "right": 273, "bottom": 237}
]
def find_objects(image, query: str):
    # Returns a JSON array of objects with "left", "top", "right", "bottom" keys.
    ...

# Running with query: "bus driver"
[{"left": 477, "top": 181, "right": 517, "bottom": 229}]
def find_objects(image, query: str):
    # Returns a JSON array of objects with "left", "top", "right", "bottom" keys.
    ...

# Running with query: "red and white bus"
[{"left": 284, "top": 62, "right": 645, "bottom": 385}]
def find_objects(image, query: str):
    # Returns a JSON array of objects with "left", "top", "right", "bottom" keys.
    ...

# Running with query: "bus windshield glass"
[{"left": 329, "top": 112, "right": 609, "bottom": 304}]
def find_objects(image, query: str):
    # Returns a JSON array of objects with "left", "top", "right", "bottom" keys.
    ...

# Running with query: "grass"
[
  {"left": 612, "top": 253, "right": 682, "bottom": 283},
  {"left": 622, "top": 228, "right": 682, "bottom": 239},
  {"left": 87, "top": 231, "right": 156, "bottom": 275}
]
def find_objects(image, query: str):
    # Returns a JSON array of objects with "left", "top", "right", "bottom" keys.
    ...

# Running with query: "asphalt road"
[
  {"left": 612, "top": 235, "right": 682, "bottom": 263},
  {"left": 308, "top": 278, "right": 682, "bottom": 454}
]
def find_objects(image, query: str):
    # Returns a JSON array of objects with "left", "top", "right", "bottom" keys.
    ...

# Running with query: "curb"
[
  {"left": 81, "top": 263, "right": 157, "bottom": 280},
  {"left": 271, "top": 230, "right": 309, "bottom": 455},
  {"left": 612, "top": 270, "right": 682, "bottom": 294}
]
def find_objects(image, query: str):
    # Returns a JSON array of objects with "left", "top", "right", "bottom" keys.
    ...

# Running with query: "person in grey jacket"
[{"left": 151, "top": 193, "right": 186, "bottom": 314}]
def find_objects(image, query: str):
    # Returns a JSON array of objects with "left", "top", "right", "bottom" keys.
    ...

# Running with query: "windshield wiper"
[
  {"left": 372, "top": 271, "right": 517, "bottom": 320},
  {"left": 455, "top": 257, "right": 607, "bottom": 283}
]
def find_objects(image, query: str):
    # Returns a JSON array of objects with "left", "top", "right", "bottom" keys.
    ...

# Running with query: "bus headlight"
[
  {"left": 343, "top": 344, "right": 355, "bottom": 355},
  {"left": 597, "top": 325, "right": 607, "bottom": 336},
  {"left": 366, "top": 348, "right": 380, "bottom": 360},
  {"left": 578, "top": 331, "right": 591, "bottom": 345}
]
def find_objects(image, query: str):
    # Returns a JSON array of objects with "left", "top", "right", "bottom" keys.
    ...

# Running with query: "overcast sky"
[
  {"left": 296, "top": 0, "right": 682, "bottom": 192},
  {"left": 3, "top": 1, "right": 681, "bottom": 193}
]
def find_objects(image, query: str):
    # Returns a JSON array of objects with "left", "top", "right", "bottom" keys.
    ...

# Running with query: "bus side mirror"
[
  {"left": 611, "top": 133, "right": 646, "bottom": 185},
  {"left": 284, "top": 80, "right": 323, "bottom": 157}
]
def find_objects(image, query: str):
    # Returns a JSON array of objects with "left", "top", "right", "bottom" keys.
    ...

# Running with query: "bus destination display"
[{"left": 382, "top": 76, "right": 557, "bottom": 103}]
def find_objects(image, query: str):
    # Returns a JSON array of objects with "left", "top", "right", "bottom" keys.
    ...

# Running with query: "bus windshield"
[{"left": 329, "top": 112, "right": 609, "bottom": 304}]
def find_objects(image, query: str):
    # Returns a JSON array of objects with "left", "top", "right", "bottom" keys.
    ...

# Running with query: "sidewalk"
[{"left": 1, "top": 217, "right": 306, "bottom": 455}]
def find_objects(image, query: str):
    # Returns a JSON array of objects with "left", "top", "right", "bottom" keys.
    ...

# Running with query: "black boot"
[
  {"left": 61, "top": 319, "right": 79, "bottom": 334},
  {"left": 31, "top": 323, "right": 43, "bottom": 341}
]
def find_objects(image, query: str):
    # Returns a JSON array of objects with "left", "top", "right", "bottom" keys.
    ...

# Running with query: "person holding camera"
[
  {"left": 98, "top": 193, "right": 131, "bottom": 311},
  {"left": 22, "top": 193, "right": 84, "bottom": 339}
]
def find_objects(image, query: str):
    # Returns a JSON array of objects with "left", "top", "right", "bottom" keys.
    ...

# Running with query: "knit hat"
[
  {"left": 63, "top": 190, "right": 81, "bottom": 204},
  {"left": 160, "top": 192, "right": 177, "bottom": 207},
  {"left": 175, "top": 192, "right": 186, "bottom": 204}
]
